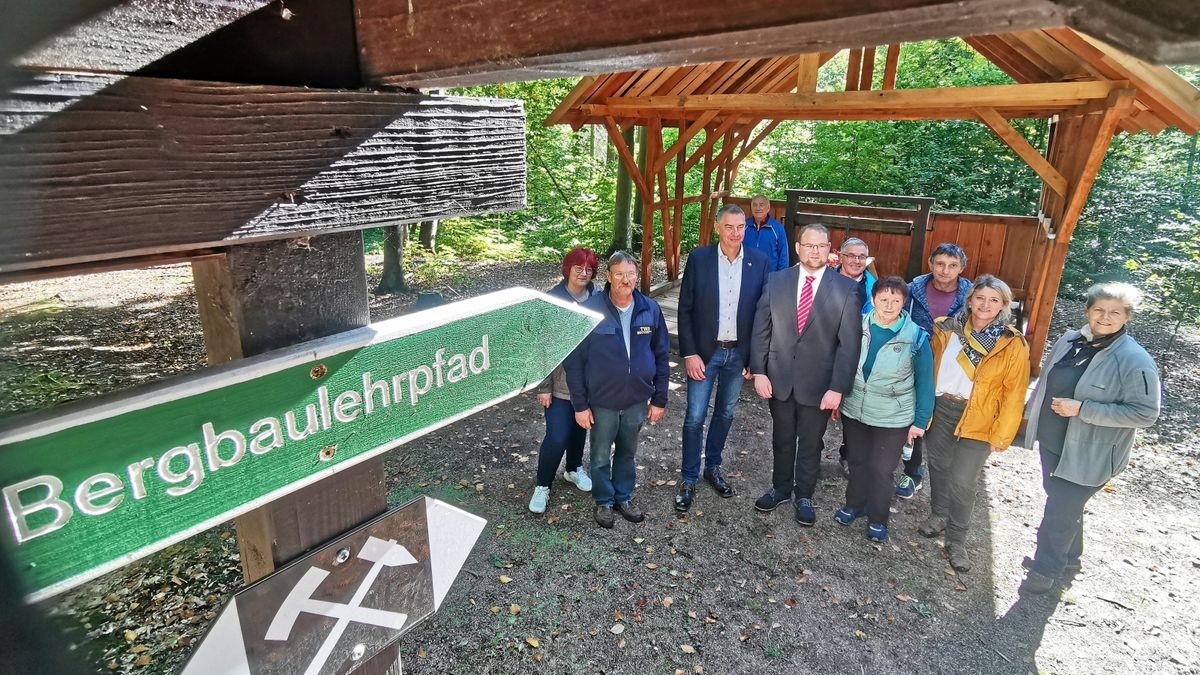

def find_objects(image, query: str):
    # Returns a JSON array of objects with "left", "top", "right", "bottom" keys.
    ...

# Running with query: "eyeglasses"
[
  {"left": 841, "top": 253, "right": 868, "bottom": 261},
  {"left": 609, "top": 271, "right": 639, "bottom": 280},
  {"left": 798, "top": 243, "right": 831, "bottom": 251},
  {"left": 570, "top": 265, "right": 595, "bottom": 276}
]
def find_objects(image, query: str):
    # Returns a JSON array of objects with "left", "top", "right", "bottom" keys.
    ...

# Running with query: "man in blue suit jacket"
[{"left": 675, "top": 204, "right": 771, "bottom": 512}]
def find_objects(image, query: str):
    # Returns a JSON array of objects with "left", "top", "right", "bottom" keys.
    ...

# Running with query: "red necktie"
[{"left": 796, "top": 275, "right": 814, "bottom": 335}]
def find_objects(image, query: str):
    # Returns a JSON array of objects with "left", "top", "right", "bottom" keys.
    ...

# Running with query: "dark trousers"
[
  {"left": 536, "top": 397, "right": 587, "bottom": 487},
  {"left": 768, "top": 396, "right": 831, "bottom": 500},
  {"left": 902, "top": 436, "right": 925, "bottom": 478},
  {"left": 1031, "top": 447, "right": 1100, "bottom": 578},
  {"left": 842, "top": 415, "right": 908, "bottom": 525},
  {"left": 925, "top": 396, "right": 992, "bottom": 545},
  {"left": 589, "top": 403, "right": 645, "bottom": 507}
]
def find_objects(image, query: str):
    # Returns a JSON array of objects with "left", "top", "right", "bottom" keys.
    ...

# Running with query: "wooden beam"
[
  {"left": 1057, "top": 91, "right": 1137, "bottom": 237},
  {"left": 682, "top": 117, "right": 740, "bottom": 172},
  {"left": 602, "top": 116, "right": 653, "bottom": 203},
  {"left": 652, "top": 110, "right": 719, "bottom": 173},
  {"left": 845, "top": 48, "right": 863, "bottom": 92},
  {"left": 546, "top": 75, "right": 597, "bottom": 126},
  {"left": 356, "top": 0, "right": 1200, "bottom": 88},
  {"left": 859, "top": 46, "right": 877, "bottom": 90},
  {"left": 731, "top": 120, "right": 781, "bottom": 166},
  {"left": 795, "top": 52, "right": 820, "bottom": 92},
  {"left": 0, "top": 71, "right": 526, "bottom": 273},
  {"left": 882, "top": 44, "right": 901, "bottom": 90},
  {"left": 975, "top": 106, "right": 1068, "bottom": 196},
  {"left": 603, "top": 81, "right": 1127, "bottom": 116}
]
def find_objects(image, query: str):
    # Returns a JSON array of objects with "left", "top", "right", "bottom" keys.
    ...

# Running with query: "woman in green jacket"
[{"left": 1019, "top": 282, "right": 1161, "bottom": 595}]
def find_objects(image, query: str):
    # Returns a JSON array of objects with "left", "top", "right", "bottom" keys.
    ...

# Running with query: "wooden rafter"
[
  {"left": 601, "top": 116, "right": 653, "bottom": 203},
  {"left": 975, "top": 107, "right": 1068, "bottom": 196},
  {"left": 859, "top": 46, "right": 876, "bottom": 90},
  {"left": 845, "top": 48, "right": 863, "bottom": 92},
  {"left": 882, "top": 44, "right": 900, "bottom": 90},
  {"left": 652, "top": 110, "right": 719, "bottom": 173}
]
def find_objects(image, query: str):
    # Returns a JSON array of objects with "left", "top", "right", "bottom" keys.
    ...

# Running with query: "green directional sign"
[{"left": 0, "top": 288, "right": 599, "bottom": 601}]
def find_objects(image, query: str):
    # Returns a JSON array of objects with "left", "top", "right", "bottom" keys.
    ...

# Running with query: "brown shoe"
[
  {"left": 594, "top": 504, "right": 615, "bottom": 529},
  {"left": 614, "top": 500, "right": 645, "bottom": 523}
]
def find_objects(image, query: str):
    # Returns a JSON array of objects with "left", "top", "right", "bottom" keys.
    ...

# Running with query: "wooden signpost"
[
  {"left": 181, "top": 496, "right": 486, "bottom": 675},
  {"left": 0, "top": 288, "right": 599, "bottom": 601}
]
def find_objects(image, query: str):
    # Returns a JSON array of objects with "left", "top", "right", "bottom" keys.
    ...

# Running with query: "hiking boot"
[
  {"left": 614, "top": 500, "right": 645, "bottom": 523},
  {"left": 754, "top": 487, "right": 792, "bottom": 512},
  {"left": 794, "top": 498, "right": 816, "bottom": 527},
  {"left": 704, "top": 466, "right": 734, "bottom": 497},
  {"left": 834, "top": 505, "right": 864, "bottom": 526},
  {"left": 674, "top": 483, "right": 695, "bottom": 513},
  {"left": 947, "top": 543, "right": 972, "bottom": 572},
  {"left": 594, "top": 504, "right": 615, "bottom": 529},
  {"left": 1019, "top": 569, "right": 1056, "bottom": 595},
  {"left": 867, "top": 523, "right": 889, "bottom": 542},
  {"left": 1021, "top": 555, "right": 1082, "bottom": 578},
  {"left": 528, "top": 485, "right": 551, "bottom": 514},
  {"left": 563, "top": 466, "right": 592, "bottom": 492},
  {"left": 918, "top": 515, "right": 947, "bottom": 538}
]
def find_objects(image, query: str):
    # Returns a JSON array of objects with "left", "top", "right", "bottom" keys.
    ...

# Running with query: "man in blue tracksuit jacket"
[
  {"left": 746, "top": 194, "right": 791, "bottom": 272},
  {"left": 566, "top": 251, "right": 670, "bottom": 529}
]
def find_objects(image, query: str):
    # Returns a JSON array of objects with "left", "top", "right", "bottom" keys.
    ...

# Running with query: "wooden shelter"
[{"left": 547, "top": 29, "right": 1200, "bottom": 368}]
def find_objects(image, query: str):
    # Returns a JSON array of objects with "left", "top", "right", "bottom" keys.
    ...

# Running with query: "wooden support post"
[
  {"left": 845, "top": 48, "right": 863, "bottom": 91},
  {"left": 640, "top": 123, "right": 660, "bottom": 292},
  {"left": 652, "top": 110, "right": 718, "bottom": 173},
  {"left": 699, "top": 143, "right": 716, "bottom": 246},
  {"left": 858, "top": 46, "right": 876, "bottom": 90},
  {"left": 882, "top": 44, "right": 900, "bottom": 90},
  {"left": 795, "top": 52, "right": 820, "bottom": 92},
  {"left": 672, "top": 146, "right": 686, "bottom": 279},
  {"left": 192, "top": 230, "right": 399, "bottom": 671},
  {"left": 975, "top": 107, "right": 1069, "bottom": 197}
]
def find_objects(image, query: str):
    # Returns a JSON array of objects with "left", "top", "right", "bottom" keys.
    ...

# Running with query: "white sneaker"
[
  {"left": 528, "top": 486, "right": 551, "bottom": 514},
  {"left": 563, "top": 467, "right": 593, "bottom": 492}
]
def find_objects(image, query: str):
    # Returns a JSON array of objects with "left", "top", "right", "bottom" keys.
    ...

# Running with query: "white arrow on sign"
[{"left": 183, "top": 497, "right": 486, "bottom": 675}]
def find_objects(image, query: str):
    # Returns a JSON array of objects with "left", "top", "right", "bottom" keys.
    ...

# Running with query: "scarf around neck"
[
  {"left": 1055, "top": 324, "right": 1126, "bottom": 368},
  {"left": 945, "top": 317, "right": 1007, "bottom": 378}
]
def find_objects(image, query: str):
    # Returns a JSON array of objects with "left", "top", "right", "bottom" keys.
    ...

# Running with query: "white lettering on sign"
[{"left": 2, "top": 336, "right": 491, "bottom": 545}]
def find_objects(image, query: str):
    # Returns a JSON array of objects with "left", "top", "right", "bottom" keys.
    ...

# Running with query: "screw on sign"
[{"left": 183, "top": 497, "right": 487, "bottom": 674}]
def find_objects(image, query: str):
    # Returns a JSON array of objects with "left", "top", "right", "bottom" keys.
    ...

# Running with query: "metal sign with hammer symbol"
[{"left": 183, "top": 497, "right": 487, "bottom": 675}]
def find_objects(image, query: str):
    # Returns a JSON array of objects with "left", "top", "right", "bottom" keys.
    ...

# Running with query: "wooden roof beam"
[
  {"left": 975, "top": 107, "right": 1068, "bottom": 196},
  {"left": 652, "top": 110, "right": 720, "bottom": 173},
  {"left": 796, "top": 53, "right": 820, "bottom": 92},
  {"left": 881, "top": 45, "right": 901, "bottom": 90}
]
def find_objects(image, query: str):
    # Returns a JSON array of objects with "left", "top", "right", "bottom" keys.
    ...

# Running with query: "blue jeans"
[
  {"left": 681, "top": 347, "right": 745, "bottom": 484},
  {"left": 590, "top": 403, "right": 646, "bottom": 507},
  {"left": 536, "top": 397, "right": 587, "bottom": 487}
]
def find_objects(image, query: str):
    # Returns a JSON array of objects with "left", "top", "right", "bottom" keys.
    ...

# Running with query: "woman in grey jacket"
[{"left": 1019, "top": 282, "right": 1161, "bottom": 595}]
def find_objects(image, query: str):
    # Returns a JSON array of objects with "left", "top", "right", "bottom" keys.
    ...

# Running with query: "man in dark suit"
[
  {"left": 750, "top": 223, "right": 864, "bottom": 526},
  {"left": 675, "top": 204, "right": 770, "bottom": 513}
]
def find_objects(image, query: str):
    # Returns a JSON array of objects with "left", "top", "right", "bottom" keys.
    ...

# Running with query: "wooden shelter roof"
[{"left": 546, "top": 29, "right": 1200, "bottom": 136}]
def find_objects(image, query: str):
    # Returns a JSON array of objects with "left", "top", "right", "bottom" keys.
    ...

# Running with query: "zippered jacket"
[{"left": 565, "top": 290, "right": 670, "bottom": 412}]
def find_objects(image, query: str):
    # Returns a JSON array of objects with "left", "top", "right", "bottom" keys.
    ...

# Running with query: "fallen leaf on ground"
[
  {"left": 680, "top": 644, "right": 695, "bottom": 654},
  {"left": 855, "top": 630, "right": 867, "bottom": 640},
  {"left": 499, "top": 575, "right": 513, "bottom": 584},
  {"left": 510, "top": 604, "right": 520, "bottom": 615},
  {"left": 663, "top": 597, "right": 674, "bottom": 608},
  {"left": 739, "top": 634, "right": 749, "bottom": 642},
  {"left": 646, "top": 563, "right": 659, "bottom": 570},
  {"left": 611, "top": 623, "right": 625, "bottom": 635},
  {"left": 617, "top": 638, "right": 626, "bottom": 648},
  {"left": 784, "top": 597, "right": 797, "bottom": 608},
  {"left": 525, "top": 637, "right": 540, "bottom": 648},
  {"left": 896, "top": 594, "right": 911, "bottom": 602},
  {"left": 532, "top": 652, "right": 543, "bottom": 662}
]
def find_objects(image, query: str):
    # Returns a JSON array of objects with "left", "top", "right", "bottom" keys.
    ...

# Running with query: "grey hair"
[
  {"left": 715, "top": 204, "right": 746, "bottom": 222},
  {"left": 607, "top": 250, "right": 639, "bottom": 269},
  {"left": 1085, "top": 282, "right": 1142, "bottom": 317},
  {"left": 751, "top": 194, "right": 771, "bottom": 205},
  {"left": 798, "top": 223, "right": 830, "bottom": 240},
  {"left": 840, "top": 237, "right": 868, "bottom": 252},
  {"left": 955, "top": 274, "right": 1014, "bottom": 327}
]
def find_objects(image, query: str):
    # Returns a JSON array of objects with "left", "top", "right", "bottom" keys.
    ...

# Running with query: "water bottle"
[{"left": 901, "top": 442, "right": 914, "bottom": 461}]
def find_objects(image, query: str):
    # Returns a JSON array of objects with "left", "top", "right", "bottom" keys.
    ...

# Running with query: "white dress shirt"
[
  {"left": 796, "top": 264, "right": 828, "bottom": 308},
  {"left": 716, "top": 245, "right": 744, "bottom": 341}
]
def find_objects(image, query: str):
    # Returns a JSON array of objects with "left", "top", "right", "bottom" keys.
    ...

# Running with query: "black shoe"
[
  {"left": 614, "top": 500, "right": 645, "bottom": 523},
  {"left": 594, "top": 504, "right": 615, "bottom": 529},
  {"left": 674, "top": 483, "right": 695, "bottom": 512},
  {"left": 794, "top": 498, "right": 816, "bottom": 526},
  {"left": 754, "top": 487, "right": 791, "bottom": 512},
  {"left": 704, "top": 467, "right": 734, "bottom": 498},
  {"left": 1021, "top": 555, "right": 1082, "bottom": 577}
]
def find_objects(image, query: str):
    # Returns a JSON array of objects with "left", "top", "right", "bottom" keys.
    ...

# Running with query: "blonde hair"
[{"left": 955, "top": 274, "right": 1014, "bottom": 326}]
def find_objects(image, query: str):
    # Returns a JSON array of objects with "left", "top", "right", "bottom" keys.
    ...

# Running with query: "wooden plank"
[
  {"left": 882, "top": 44, "right": 901, "bottom": 90},
  {"left": 955, "top": 217, "right": 985, "bottom": 280},
  {"left": 976, "top": 220, "right": 1009, "bottom": 276},
  {"left": 652, "top": 110, "right": 719, "bottom": 173},
  {"left": 0, "top": 71, "right": 526, "bottom": 273},
  {"left": 859, "top": 46, "right": 877, "bottom": 90},
  {"left": 545, "top": 75, "right": 597, "bottom": 126},
  {"left": 976, "top": 106, "right": 1068, "bottom": 196},
  {"left": 998, "top": 219, "right": 1038, "bottom": 291},
  {"left": 358, "top": 0, "right": 1140, "bottom": 88},
  {"left": 845, "top": 48, "right": 863, "bottom": 92},
  {"left": 796, "top": 52, "right": 821, "bottom": 92}
]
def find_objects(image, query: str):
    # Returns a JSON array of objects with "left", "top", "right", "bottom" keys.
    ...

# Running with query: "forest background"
[{"left": 369, "top": 38, "right": 1200, "bottom": 322}]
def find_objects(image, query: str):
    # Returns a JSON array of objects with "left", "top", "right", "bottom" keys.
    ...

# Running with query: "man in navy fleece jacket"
[{"left": 565, "top": 251, "right": 670, "bottom": 529}]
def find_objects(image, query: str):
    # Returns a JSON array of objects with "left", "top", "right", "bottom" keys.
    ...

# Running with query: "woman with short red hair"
[{"left": 529, "top": 247, "right": 599, "bottom": 514}]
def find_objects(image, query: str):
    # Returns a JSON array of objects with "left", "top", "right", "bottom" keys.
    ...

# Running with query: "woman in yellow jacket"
[{"left": 917, "top": 275, "right": 1029, "bottom": 573}]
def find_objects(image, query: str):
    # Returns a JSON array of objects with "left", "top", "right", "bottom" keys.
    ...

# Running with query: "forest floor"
[{"left": 1, "top": 256, "right": 1198, "bottom": 675}]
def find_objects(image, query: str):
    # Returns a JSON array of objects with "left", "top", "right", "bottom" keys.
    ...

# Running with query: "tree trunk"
[
  {"left": 631, "top": 126, "right": 648, "bottom": 252},
  {"left": 374, "top": 224, "right": 410, "bottom": 295},
  {"left": 418, "top": 219, "right": 438, "bottom": 251},
  {"left": 608, "top": 126, "right": 635, "bottom": 255}
]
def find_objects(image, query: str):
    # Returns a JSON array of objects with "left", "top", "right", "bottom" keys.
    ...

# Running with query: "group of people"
[{"left": 529, "top": 195, "right": 1160, "bottom": 597}]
